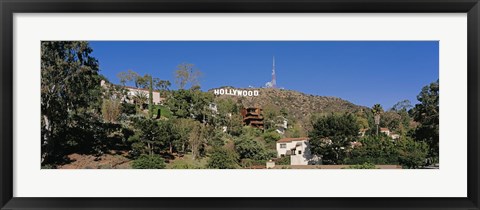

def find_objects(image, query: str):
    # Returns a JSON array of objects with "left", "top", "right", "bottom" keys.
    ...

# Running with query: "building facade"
[
  {"left": 101, "top": 80, "right": 164, "bottom": 105},
  {"left": 241, "top": 107, "right": 264, "bottom": 129},
  {"left": 276, "top": 137, "right": 319, "bottom": 165}
]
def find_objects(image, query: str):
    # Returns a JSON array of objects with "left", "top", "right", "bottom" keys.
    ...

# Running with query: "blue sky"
[{"left": 89, "top": 41, "right": 438, "bottom": 109}]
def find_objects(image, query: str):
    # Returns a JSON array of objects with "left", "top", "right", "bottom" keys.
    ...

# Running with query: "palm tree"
[
  {"left": 372, "top": 104, "right": 384, "bottom": 135},
  {"left": 132, "top": 91, "right": 148, "bottom": 113}
]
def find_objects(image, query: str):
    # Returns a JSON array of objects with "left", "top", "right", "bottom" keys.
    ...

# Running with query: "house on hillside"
[
  {"left": 275, "top": 116, "right": 288, "bottom": 134},
  {"left": 276, "top": 137, "right": 320, "bottom": 165},
  {"left": 380, "top": 127, "right": 400, "bottom": 140},
  {"left": 380, "top": 127, "right": 391, "bottom": 136},
  {"left": 241, "top": 107, "right": 264, "bottom": 129},
  {"left": 358, "top": 128, "right": 368, "bottom": 137},
  {"left": 100, "top": 80, "right": 165, "bottom": 105}
]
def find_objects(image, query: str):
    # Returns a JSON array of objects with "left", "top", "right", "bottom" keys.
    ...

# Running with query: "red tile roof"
[{"left": 277, "top": 137, "right": 309, "bottom": 143}]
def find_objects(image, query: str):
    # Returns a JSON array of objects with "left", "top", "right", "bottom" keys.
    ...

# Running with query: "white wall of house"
[
  {"left": 125, "top": 88, "right": 163, "bottom": 105},
  {"left": 276, "top": 139, "right": 316, "bottom": 165},
  {"left": 101, "top": 80, "right": 164, "bottom": 105}
]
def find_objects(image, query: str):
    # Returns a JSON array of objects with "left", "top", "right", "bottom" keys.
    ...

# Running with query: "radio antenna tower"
[{"left": 272, "top": 56, "right": 277, "bottom": 88}]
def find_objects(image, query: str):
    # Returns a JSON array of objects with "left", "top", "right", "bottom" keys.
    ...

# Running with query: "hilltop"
[{"left": 211, "top": 87, "right": 367, "bottom": 131}]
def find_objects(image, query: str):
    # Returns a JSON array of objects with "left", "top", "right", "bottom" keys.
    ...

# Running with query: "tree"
[
  {"left": 167, "top": 89, "right": 214, "bottom": 122},
  {"left": 308, "top": 113, "right": 359, "bottom": 164},
  {"left": 147, "top": 75, "right": 154, "bottom": 118},
  {"left": 355, "top": 109, "right": 370, "bottom": 130},
  {"left": 154, "top": 79, "right": 171, "bottom": 97},
  {"left": 189, "top": 123, "right": 208, "bottom": 159},
  {"left": 131, "top": 154, "right": 166, "bottom": 169},
  {"left": 41, "top": 41, "right": 103, "bottom": 164},
  {"left": 345, "top": 135, "right": 399, "bottom": 165},
  {"left": 157, "top": 120, "right": 175, "bottom": 154},
  {"left": 101, "top": 83, "right": 125, "bottom": 122},
  {"left": 411, "top": 80, "right": 439, "bottom": 163},
  {"left": 234, "top": 136, "right": 269, "bottom": 161},
  {"left": 171, "top": 118, "right": 196, "bottom": 153},
  {"left": 380, "top": 111, "right": 402, "bottom": 133},
  {"left": 214, "top": 98, "right": 238, "bottom": 125},
  {"left": 397, "top": 137, "right": 429, "bottom": 168},
  {"left": 132, "top": 91, "right": 148, "bottom": 112},
  {"left": 262, "top": 131, "right": 282, "bottom": 145},
  {"left": 101, "top": 99, "right": 122, "bottom": 122},
  {"left": 129, "top": 117, "right": 167, "bottom": 155},
  {"left": 207, "top": 147, "right": 239, "bottom": 169},
  {"left": 391, "top": 100, "right": 413, "bottom": 112},
  {"left": 174, "top": 63, "right": 202, "bottom": 89},
  {"left": 116, "top": 69, "right": 140, "bottom": 87},
  {"left": 372, "top": 104, "right": 384, "bottom": 135},
  {"left": 262, "top": 104, "right": 280, "bottom": 130},
  {"left": 117, "top": 70, "right": 170, "bottom": 118}
]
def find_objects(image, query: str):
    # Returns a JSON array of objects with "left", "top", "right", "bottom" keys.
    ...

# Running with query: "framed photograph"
[{"left": 1, "top": 0, "right": 479, "bottom": 209}]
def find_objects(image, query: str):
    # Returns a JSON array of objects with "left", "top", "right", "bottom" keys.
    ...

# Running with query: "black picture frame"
[{"left": 1, "top": 0, "right": 479, "bottom": 209}]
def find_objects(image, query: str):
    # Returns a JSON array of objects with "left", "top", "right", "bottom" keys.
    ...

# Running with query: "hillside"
[{"left": 211, "top": 87, "right": 367, "bottom": 131}]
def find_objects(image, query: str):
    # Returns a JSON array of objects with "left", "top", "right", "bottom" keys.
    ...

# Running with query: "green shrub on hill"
[{"left": 131, "top": 154, "right": 166, "bottom": 169}]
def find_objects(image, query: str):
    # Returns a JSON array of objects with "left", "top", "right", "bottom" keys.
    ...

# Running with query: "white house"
[
  {"left": 101, "top": 80, "right": 165, "bottom": 105},
  {"left": 380, "top": 127, "right": 400, "bottom": 140},
  {"left": 275, "top": 117, "right": 288, "bottom": 135},
  {"left": 276, "top": 137, "right": 319, "bottom": 165},
  {"left": 380, "top": 127, "right": 391, "bottom": 136}
]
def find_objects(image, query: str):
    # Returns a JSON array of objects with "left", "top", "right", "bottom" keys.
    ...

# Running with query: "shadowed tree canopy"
[
  {"left": 308, "top": 113, "right": 359, "bottom": 164},
  {"left": 411, "top": 80, "right": 439, "bottom": 162},
  {"left": 41, "top": 41, "right": 103, "bottom": 164}
]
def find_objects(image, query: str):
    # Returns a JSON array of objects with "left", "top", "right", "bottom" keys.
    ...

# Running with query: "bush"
[
  {"left": 131, "top": 154, "right": 166, "bottom": 169},
  {"left": 121, "top": 103, "right": 137, "bottom": 115},
  {"left": 344, "top": 135, "right": 399, "bottom": 165},
  {"left": 207, "top": 147, "right": 238, "bottom": 169},
  {"left": 276, "top": 156, "right": 290, "bottom": 165},
  {"left": 234, "top": 137, "right": 274, "bottom": 161},
  {"left": 345, "top": 162, "right": 377, "bottom": 169},
  {"left": 397, "top": 138, "right": 429, "bottom": 169},
  {"left": 263, "top": 131, "right": 281, "bottom": 144},
  {"left": 240, "top": 158, "right": 267, "bottom": 168},
  {"left": 169, "top": 162, "right": 203, "bottom": 169}
]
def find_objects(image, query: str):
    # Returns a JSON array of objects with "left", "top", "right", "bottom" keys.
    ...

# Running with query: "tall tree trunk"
[
  {"left": 41, "top": 115, "right": 52, "bottom": 164},
  {"left": 147, "top": 142, "right": 152, "bottom": 155},
  {"left": 148, "top": 76, "right": 153, "bottom": 118}
]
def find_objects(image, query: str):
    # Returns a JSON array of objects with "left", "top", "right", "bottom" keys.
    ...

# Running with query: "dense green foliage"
[
  {"left": 345, "top": 135, "right": 399, "bottom": 165},
  {"left": 166, "top": 89, "right": 214, "bottom": 122},
  {"left": 308, "top": 113, "right": 360, "bottom": 164},
  {"left": 345, "top": 162, "right": 378, "bottom": 169},
  {"left": 41, "top": 41, "right": 108, "bottom": 164},
  {"left": 411, "top": 80, "right": 439, "bottom": 163},
  {"left": 128, "top": 117, "right": 168, "bottom": 156},
  {"left": 276, "top": 156, "right": 291, "bottom": 165},
  {"left": 207, "top": 147, "right": 239, "bottom": 169},
  {"left": 397, "top": 138, "right": 429, "bottom": 168},
  {"left": 132, "top": 154, "right": 166, "bottom": 169},
  {"left": 234, "top": 137, "right": 274, "bottom": 161}
]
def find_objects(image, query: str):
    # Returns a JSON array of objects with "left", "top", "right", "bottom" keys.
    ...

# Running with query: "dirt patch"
[{"left": 58, "top": 151, "right": 132, "bottom": 169}]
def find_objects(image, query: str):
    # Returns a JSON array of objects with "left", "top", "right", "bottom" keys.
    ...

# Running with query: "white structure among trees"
[
  {"left": 276, "top": 137, "right": 320, "bottom": 165},
  {"left": 101, "top": 80, "right": 164, "bottom": 105}
]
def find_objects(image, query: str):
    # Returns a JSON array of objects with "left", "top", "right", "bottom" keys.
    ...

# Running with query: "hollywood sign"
[{"left": 213, "top": 88, "right": 259, "bottom": 97}]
